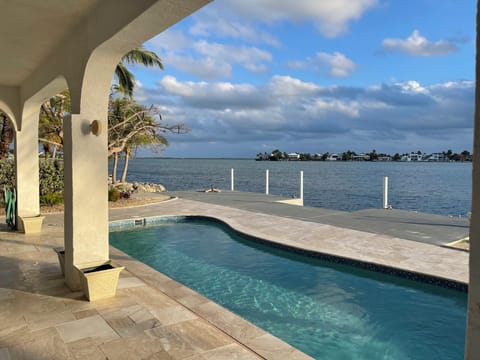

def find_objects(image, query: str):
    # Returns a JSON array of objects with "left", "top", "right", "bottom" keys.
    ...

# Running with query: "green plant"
[
  {"left": 108, "top": 188, "right": 120, "bottom": 202},
  {"left": 40, "top": 192, "right": 64, "bottom": 206},
  {"left": 39, "top": 159, "right": 64, "bottom": 195}
]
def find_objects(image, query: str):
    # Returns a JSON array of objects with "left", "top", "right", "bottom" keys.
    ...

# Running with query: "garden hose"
[{"left": 5, "top": 187, "right": 16, "bottom": 229}]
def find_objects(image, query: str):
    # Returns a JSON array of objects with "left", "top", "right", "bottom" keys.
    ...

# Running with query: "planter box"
[
  {"left": 76, "top": 261, "right": 124, "bottom": 301},
  {"left": 54, "top": 247, "right": 65, "bottom": 275},
  {"left": 18, "top": 215, "right": 45, "bottom": 234}
]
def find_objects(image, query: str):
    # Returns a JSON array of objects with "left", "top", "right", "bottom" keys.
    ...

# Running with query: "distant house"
[
  {"left": 287, "top": 152, "right": 300, "bottom": 160},
  {"left": 427, "top": 153, "right": 447, "bottom": 162},
  {"left": 377, "top": 156, "right": 391, "bottom": 161},
  {"left": 326, "top": 153, "right": 340, "bottom": 161},
  {"left": 351, "top": 154, "right": 370, "bottom": 161},
  {"left": 401, "top": 153, "right": 423, "bottom": 162}
]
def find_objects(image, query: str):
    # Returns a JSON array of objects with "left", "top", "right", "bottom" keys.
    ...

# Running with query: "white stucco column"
[
  {"left": 466, "top": 3, "right": 480, "bottom": 358},
  {"left": 63, "top": 113, "right": 109, "bottom": 290},
  {"left": 15, "top": 111, "right": 41, "bottom": 223}
]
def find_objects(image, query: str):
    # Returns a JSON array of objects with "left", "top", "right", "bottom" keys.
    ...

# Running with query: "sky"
[{"left": 131, "top": 0, "right": 476, "bottom": 158}]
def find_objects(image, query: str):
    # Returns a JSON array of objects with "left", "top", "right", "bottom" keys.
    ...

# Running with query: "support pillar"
[
  {"left": 63, "top": 113, "right": 109, "bottom": 290},
  {"left": 466, "top": 3, "right": 480, "bottom": 358},
  {"left": 15, "top": 111, "right": 43, "bottom": 233}
]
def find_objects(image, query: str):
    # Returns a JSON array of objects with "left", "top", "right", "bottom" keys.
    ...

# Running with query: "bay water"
[{"left": 116, "top": 158, "right": 471, "bottom": 217}]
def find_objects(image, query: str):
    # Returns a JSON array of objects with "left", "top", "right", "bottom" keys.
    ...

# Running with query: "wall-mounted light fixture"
[{"left": 90, "top": 120, "right": 102, "bottom": 136}]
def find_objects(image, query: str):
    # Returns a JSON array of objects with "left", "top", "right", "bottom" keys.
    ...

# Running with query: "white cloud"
[
  {"left": 288, "top": 52, "right": 356, "bottom": 78},
  {"left": 137, "top": 76, "right": 473, "bottom": 154},
  {"left": 382, "top": 30, "right": 458, "bottom": 56},
  {"left": 217, "top": 0, "right": 379, "bottom": 38},
  {"left": 163, "top": 54, "right": 232, "bottom": 80},
  {"left": 147, "top": 31, "right": 273, "bottom": 79},
  {"left": 193, "top": 40, "right": 272, "bottom": 66},
  {"left": 189, "top": 13, "right": 280, "bottom": 47}
]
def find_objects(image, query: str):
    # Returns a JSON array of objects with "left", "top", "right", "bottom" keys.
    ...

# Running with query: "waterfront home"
[
  {"left": 287, "top": 152, "right": 300, "bottom": 160},
  {"left": 351, "top": 153, "right": 371, "bottom": 161},
  {"left": 326, "top": 153, "right": 340, "bottom": 161}
]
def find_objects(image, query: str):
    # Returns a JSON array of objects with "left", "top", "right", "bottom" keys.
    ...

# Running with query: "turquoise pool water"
[{"left": 110, "top": 218, "right": 467, "bottom": 360}]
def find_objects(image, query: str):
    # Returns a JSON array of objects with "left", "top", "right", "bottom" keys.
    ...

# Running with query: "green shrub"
[
  {"left": 40, "top": 192, "right": 64, "bottom": 206},
  {"left": 39, "top": 159, "right": 64, "bottom": 196},
  {"left": 108, "top": 188, "right": 120, "bottom": 202}
]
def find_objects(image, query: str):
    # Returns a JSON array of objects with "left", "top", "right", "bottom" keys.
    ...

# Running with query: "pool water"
[{"left": 109, "top": 218, "right": 467, "bottom": 360}]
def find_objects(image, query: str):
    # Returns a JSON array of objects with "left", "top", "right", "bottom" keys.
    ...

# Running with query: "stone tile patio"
[
  {"left": 0, "top": 195, "right": 469, "bottom": 359},
  {"left": 0, "top": 200, "right": 313, "bottom": 360}
]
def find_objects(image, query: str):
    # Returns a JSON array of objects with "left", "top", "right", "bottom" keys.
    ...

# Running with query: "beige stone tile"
[
  {"left": 55, "top": 315, "right": 119, "bottom": 344},
  {"left": 66, "top": 338, "right": 107, "bottom": 360},
  {"left": 26, "top": 309, "right": 77, "bottom": 332},
  {"left": 125, "top": 286, "right": 177, "bottom": 310},
  {"left": 8, "top": 327, "right": 72, "bottom": 360},
  {"left": 128, "top": 307, "right": 156, "bottom": 324},
  {"left": 99, "top": 333, "right": 168, "bottom": 360},
  {"left": 117, "top": 276, "right": 147, "bottom": 289},
  {"left": 73, "top": 309, "right": 100, "bottom": 320},
  {"left": 150, "top": 305, "right": 198, "bottom": 327},
  {"left": 244, "top": 333, "right": 313, "bottom": 360},
  {"left": 196, "top": 343, "right": 261, "bottom": 360},
  {"left": 146, "top": 319, "right": 233, "bottom": 359},
  {"left": 192, "top": 302, "right": 264, "bottom": 343}
]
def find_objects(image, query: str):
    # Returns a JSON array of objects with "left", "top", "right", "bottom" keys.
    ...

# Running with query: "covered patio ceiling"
[{"left": 0, "top": 0, "right": 101, "bottom": 86}]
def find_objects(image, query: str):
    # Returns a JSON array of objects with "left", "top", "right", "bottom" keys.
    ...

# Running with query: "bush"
[
  {"left": 39, "top": 159, "right": 64, "bottom": 196},
  {"left": 40, "top": 192, "right": 64, "bottom": 206},
  {"left": 108, "top": 188, "right": 120, "bottom": 202},
  {"left": 0, "top": 159, "right": 64, "bottom": 197}
]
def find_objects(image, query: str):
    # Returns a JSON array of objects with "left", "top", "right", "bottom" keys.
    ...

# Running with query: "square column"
[
  {"left": 15, "top": 113, "right": 43, "bottom": 233},
  {"left": 63, "top": 114, "right": 109, "bottom": 290}
]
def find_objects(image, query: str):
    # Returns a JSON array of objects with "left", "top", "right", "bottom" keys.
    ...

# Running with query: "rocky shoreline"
[{"left": 108, "top": 178, "right": 166, "bottom": 194}]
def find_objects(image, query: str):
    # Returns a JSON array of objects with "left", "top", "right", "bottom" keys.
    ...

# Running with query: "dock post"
[
  {"left": 383, "top": 176, "right": 389, "bottom": 209},
  {"left": 266, "top": 169, "right": 269, "bottom": 195},
  {"left": 300, "top": 171, "right": 304, "bottom": 201},
  {"left": 231, "top": 168, "right": 234, "bottom": 191}
]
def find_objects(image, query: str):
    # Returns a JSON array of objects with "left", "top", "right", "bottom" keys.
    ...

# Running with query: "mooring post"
[
  {"left": 231, "top": 168, "right": 234, "bottom": 191},
  {"left": 300, "top": 171, "right": 304, "bottom": 200},
  {"left": 383, "top": 176, "right": 389, "bottom": 209},
  {"left": 266, "top": 169, "right": 269, "bottom": 195}
]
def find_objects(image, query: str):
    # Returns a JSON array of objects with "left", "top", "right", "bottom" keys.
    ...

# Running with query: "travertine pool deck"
[{"left": 0, "top": 193, "right": 469, "bottom": 359}]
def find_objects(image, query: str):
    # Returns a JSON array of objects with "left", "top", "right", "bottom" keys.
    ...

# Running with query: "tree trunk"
[
  {"left": 120, "top": 147, "right": 131, "bottom": 183},
  {"left": 0, "top": 115, "right": 14, "bottom": 160},
  {"left": 52, "top": 146, "right": 57, "bottom": 160},
  {"left": 112, "top": 152, "right": 119, "bottom": 184},
  {"left": 43, "top": 143, "right": 50, "bottom": 160}
]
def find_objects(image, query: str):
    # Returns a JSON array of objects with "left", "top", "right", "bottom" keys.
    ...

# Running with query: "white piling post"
[
  {"left": 266, "top": 169, "right": 269, "bottom": 195},
  {"left": 231, "top": 168, "right": 234, "bottom": 191},
  {"left": 383, "top": 176, "right": 389, "bottom": 209},
  {"left": 300, "top": 171, "right": 304, "bottom": 200}
]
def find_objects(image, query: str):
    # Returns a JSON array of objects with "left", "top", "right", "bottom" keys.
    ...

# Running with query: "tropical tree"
[
  {"left": 114, "top": 46, "right": 163, "bottom": 98},
  {"left": 38, "top": 90, "right": 70, "bottom": 159},
  {"left": 108, "top": 97, "right": 187, "bottom": 184}
]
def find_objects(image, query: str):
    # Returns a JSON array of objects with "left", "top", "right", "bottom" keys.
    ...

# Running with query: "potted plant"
[{"left": 75, "top": 261, "right": 124, "bottom": 301}]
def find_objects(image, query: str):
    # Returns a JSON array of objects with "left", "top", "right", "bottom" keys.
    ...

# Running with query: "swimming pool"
[{"left": 110, "top": 217, "right": 467, "bottom": 360}]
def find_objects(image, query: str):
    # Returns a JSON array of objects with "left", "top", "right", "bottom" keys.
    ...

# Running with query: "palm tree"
[{"left": 114, "top": 46, "right": 163, "bottom": 97}]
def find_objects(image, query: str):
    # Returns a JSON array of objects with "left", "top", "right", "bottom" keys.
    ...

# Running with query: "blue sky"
[{"left": 131, "top": 0, "right": 475, "bottom": 158}]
